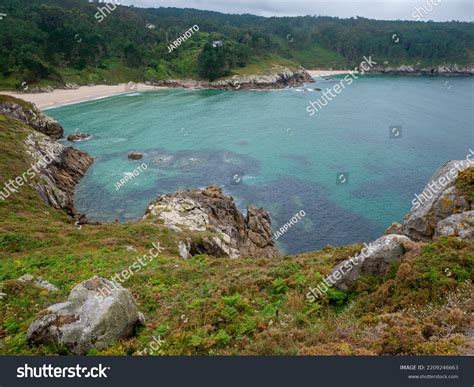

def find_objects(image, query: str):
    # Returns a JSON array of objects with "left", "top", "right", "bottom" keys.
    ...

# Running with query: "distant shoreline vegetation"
[{"left": 0, "top": 0, "right": 473, "bottom": 90}]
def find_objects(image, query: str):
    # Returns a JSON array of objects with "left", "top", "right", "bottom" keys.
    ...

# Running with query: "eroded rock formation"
[
  {"left": 144, "top": 185, "right": 279, "bottom": 258},
  {"left": 24, "top": 131, "right": 93, "bottom": 216}
]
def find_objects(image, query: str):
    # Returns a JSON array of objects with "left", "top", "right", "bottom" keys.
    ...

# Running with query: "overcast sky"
[{"left": 122, "top": 0, "right": 473, "bottom": 22}]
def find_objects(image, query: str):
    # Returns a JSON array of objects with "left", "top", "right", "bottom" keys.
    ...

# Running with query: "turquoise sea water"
[{"left": 48, "top": 75, "right": 474, "bottom": 254}]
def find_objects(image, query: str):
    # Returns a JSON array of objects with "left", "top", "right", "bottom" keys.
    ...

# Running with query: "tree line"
[{"left": 0, "top": 0, "right": 472, "bottom": 87}]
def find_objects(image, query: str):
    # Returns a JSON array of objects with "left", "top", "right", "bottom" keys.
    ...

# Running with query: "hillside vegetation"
[
  {"left": 0, "top": 98, "right": 472, "bottom": 355},
  {"left": 0, "top": 0, "right": 473, "bottom": 88}
]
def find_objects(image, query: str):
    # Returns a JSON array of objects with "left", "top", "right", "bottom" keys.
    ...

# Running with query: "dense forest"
[{"left": 0, "top": 0, "right": 473, "bottom": 88}]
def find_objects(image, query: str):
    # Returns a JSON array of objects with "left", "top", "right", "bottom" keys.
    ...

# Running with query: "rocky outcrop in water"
[
  {"left": 367, "top": 64, "right": 474, "bottom": 76},
  {"left": 148, "top": 68, "right": 312, "bottom": 90},
  {"left": 67, "top": 133, "right": 91, "bottom": 142},
  {"left": 24, "top": 131, "right": 94, "bottom": 216},
  {"left": 0, "top": 95, "right": 63, "bottom": 139},
  {"left": 27, "top": 276, "right": 145, "bottom": 355},
  {"left": 144, "top": 185, "right": 279, "bottom": 258},
  {"left": 128, "top": 152, "right": 144, "bottom": 160}
]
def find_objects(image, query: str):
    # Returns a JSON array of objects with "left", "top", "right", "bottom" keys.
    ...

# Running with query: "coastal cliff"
[{"left": 0, "top": 95, "right": 93, "bottom": 217}]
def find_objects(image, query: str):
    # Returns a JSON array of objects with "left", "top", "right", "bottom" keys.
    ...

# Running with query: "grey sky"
[{"left": 122, "top": 0, "right": 473, "bottom": 22}]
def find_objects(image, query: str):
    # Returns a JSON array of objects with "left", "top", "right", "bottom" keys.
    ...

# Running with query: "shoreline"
[
  {"left": 0, "top": 84, "right": 161, "bottom": 110},
  {"left": 1, "top": 66, "right": 472, "bottom": 110}
]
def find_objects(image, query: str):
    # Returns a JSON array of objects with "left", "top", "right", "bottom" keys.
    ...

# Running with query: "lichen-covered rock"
[
  {"left": 401, "top": 160, "right": 473, "bottom": 241},
  {"left": 24, "top": 131, "right": 94, "bottom": 216},
  {"left": 434, "top": 211, "right": 474, "bottom": 241},
  {"left": 330, "top": 235, "right": 413, "bottom": 291},
  {"left": 385, "top": 222, "right": 403, "bottom": 235},
  {"left": 0, "top": 95, "right": 63, "bottom": 139},
  {"left": 144, "top": 185, "right": 279, "bottom": 258},
  {"left": 27, "top": 276, "right": 144, "bottom": 355}
]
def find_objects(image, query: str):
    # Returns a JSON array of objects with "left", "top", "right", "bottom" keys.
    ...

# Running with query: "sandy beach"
[
  {"left": 1, "top": 83, "right": 160, "bottom": 110},
  {"left": 307, "top": 69, "right": 353, "bottom": 77},
  {"left": 0, "top": 72, "right": 352, "bottom": 110}
]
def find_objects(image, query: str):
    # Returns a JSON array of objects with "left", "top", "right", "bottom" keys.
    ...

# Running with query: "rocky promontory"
[
  {"left": 148, "top": 68, "right": 312, "bottom": 90},
  {"left": 144, "top": 185, "right": 279, "bottom": 259}
]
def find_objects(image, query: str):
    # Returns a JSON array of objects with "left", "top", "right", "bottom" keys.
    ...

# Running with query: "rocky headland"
[{"left": 147, "top": 68, "right": 313, "bottom": 90}]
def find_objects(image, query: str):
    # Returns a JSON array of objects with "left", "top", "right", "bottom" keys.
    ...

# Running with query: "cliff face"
[
  {"left": 0, "top": 95, "right": 93, "bottom": 217},
  {"left": 24, "top": 131, "right": 94, "bottom": 217},
  {"left": 149, "top": 68, "right": 312, "bottom": 90},
  {"left": 144, "top": 185, "right": 280, "bottom": 259}
]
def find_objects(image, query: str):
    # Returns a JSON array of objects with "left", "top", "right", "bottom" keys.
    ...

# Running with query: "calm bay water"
[{"left": 48, "top": 75, "right": 474, "bottom": 254}]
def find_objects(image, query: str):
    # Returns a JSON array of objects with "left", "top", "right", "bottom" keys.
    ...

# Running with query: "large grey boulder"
[
  {"left": 27, "top": 277, "right": 144, "bottom": 354},
  {"left": 144, "top": 185, "right": 279, "bottom": 258},
  {"left": 401, "top": 160, "right": 473, "bottom": 241},
  {"left": 434, "top": 211, "right": 474, "bottom": 241},
  {"left": 329, "top": 235, "right": 413, "bottom": 291}
]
